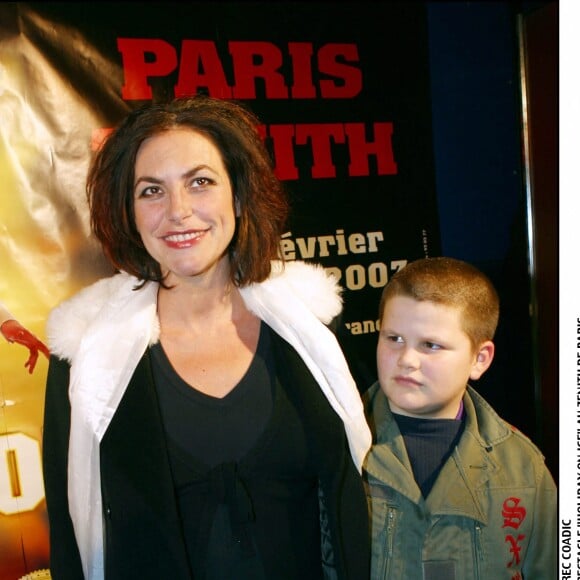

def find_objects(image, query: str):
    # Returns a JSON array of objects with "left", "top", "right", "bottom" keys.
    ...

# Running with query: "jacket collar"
[{"left": 363, "top": 384, "right": 510, "bottom": 522}]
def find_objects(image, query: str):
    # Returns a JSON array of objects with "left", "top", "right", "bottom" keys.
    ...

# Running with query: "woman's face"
[{"left": 133, "top": 128, "right": 237, "bottom": 285}]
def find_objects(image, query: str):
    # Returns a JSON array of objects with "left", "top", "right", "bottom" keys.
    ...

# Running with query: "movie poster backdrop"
[{"left": 0, "top": 3, "right": 440, "bottom": 576}]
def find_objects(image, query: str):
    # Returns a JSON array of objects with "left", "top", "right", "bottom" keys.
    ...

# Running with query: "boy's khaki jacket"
[{"left": 363, "top": 383, "right": 557, "bottom": 579}]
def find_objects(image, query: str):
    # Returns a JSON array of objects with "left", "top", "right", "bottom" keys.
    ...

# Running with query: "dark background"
[{"left": 426, "top": 1, "right": 557, "bottom": 478}]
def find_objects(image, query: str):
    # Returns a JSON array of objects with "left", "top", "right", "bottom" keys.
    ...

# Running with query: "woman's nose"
[{"left": 167, "top": 188, "right": 192, "bottom": 222}]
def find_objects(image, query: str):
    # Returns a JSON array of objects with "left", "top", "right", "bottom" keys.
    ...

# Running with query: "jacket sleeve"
[
  {"left": 42, "top": 355, "right": 84, "bottom": 579},
  {"left": 523, "top": 462, "right": 557, "bottom": 577}
]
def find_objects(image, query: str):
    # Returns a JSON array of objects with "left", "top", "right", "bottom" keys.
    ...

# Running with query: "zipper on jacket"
[
  {"left": 474, "top": 523, "right": 484, "bottom": 578},
  {"left": 386, "top": 507, "right": 396, "bottom": 556},
  {"left": 379, "top": 506, "right": 396, "bottom": 578}
]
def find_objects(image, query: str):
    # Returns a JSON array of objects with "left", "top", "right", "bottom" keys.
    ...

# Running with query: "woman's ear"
[{"left": 470, "top": 340, "right": 495, "bottom": 380}]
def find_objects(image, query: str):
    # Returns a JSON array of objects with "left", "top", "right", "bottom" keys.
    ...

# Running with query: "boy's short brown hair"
[{"left": 379, "top": 257, "right": 499, "bottom": 350}]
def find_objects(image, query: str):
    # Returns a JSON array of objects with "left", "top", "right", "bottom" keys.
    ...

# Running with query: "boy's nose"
[{"left": 397, "top": 346, "right": 420, "bottom": 369}]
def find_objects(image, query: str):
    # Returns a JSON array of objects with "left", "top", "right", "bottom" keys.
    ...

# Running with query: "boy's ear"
[{"left": 470, "top": 341, "right": 495, "bottom": 380}]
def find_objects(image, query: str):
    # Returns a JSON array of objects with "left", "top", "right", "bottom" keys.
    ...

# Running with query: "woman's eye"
[
  {"left": 137, "top": 185, "right": 162, "bottom": 198},
  {"left": 189, "top": 176, "right": 214, "bottom": 189}
]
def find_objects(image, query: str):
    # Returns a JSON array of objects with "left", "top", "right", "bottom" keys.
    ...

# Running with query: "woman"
[{"left": 42, "top": 95, "right": 371, "bottom": 580}]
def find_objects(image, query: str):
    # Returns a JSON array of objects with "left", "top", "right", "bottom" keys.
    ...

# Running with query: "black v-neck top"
[
  {"left": 150, "top": 322, "right": 324, "bottom": 580},
  {"left": 151, "top": 321, "right": 273, "bottom": 471}
]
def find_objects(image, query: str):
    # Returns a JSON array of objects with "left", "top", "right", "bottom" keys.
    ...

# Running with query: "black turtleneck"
[{"left": 393, "top": 412, "right": 465, "bottom": 498}]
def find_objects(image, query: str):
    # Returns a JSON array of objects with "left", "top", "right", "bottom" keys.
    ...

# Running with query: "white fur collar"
[
  {"left": 47, "top": 260, "right": 340, "bottom": 362},
  {"left": 46, "top": 260, "right": 371, "bottom": 580}
]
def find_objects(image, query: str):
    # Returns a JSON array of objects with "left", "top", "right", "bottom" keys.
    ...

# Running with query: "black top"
[
  {"left": 151, "top": 323, "right": 324, "bottom": 580},
  {"left": 151, "top": 321, "right": 273, "bottom": 469},
  {"left": 393, "top": 412, "right": 465, "bottom": 498}
]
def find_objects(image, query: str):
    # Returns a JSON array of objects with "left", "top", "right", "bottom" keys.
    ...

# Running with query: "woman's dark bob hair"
[{"left": 87, "top": 95, "right": 289, "bottom": 286}]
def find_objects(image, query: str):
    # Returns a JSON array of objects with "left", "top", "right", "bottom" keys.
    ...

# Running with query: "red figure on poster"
[{"left": 0, "top": 304, "right": 49, "bottom": 374}]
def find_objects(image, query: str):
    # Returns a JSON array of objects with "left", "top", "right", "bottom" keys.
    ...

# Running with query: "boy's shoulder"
[
  {"left": 466, "top": 387, "right": 528, "bottom": 439},
  {"left": 465, "top": 386, "right": 551, "bottom": 469}
]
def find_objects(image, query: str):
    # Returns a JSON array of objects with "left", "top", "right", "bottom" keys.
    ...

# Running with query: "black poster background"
[
  {"left": 22, "top": 0, "right": 440, "bottom": 387},
  {"left": 0, "top": 2, "right": 439, "bottom": 574}
]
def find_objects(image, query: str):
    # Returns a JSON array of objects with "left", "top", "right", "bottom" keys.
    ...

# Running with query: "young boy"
[{"left": 363, "top": 257, "right": 556, "bottom": 579}]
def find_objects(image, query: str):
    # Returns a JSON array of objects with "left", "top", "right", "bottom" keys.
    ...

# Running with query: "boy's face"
[{"left": 376, "top": 295, "right": 493, "bottom": 419}]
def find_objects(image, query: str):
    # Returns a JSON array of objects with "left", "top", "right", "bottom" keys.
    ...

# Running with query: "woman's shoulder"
[
  {"left": 46, "top": 272, "right": 143, "bottom": 360},
  {"left": 246, "top": 260, "right": 344, "bottom": 324}
]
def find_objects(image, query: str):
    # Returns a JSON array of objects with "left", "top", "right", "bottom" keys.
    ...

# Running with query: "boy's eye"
[
  {"left": 386, "top": 334, "right": 404, "bottom": 344},
  {"left": 423, "top": 341, "right": 442, "bottom": 351}
]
